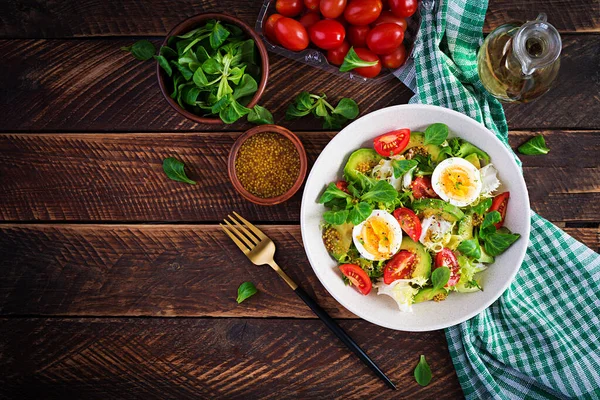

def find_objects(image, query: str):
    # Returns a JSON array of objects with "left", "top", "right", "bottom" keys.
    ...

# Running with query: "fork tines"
[{"left": 220, "top": 211, "right": 264, "bottom": 253}]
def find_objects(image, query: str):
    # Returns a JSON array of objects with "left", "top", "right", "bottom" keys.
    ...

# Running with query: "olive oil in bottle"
[{"left": 478, "top": 14, "right": 561, "bottom": 103}]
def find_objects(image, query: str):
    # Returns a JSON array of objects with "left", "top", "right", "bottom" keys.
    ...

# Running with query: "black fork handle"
[{"left": 294, "top": 285, "right": 396, "bottom": 390}]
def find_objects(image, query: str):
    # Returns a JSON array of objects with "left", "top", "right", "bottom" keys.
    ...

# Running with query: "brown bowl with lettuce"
[{"left": 156, "top": 13, "right": 269, "bottom": 125}]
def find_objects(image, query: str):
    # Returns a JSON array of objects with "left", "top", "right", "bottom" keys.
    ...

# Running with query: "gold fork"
[{"left": 221, "top": 211, "right": 396, "bottom": 390}]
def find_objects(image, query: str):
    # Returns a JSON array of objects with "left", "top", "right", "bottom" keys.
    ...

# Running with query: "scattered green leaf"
[
  {"left": 518, "top": 135, "right": 550, "bottom": 155},
  {"left": 163, "top": 157, "right": 196, "bottom": 185},
  {"left": 247, "top": 105, "right": 274, "bottom": 125},
  {"left": 121, "top": 40, "right": 156, "bottom": 61},
  {"left": 339, "top": 47, "right": 378, "bottom": 72},
  {"left": 286, "top": 92, "right": 359, "bottom": 129},
  {"left": 414, "top": 355, "right": 432, "bottom": 386},
  {"left": 236, "top": 281, "right": 258, "bottom": 304}
]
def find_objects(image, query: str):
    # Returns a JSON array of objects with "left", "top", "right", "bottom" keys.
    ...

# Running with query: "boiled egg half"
[
  {"left": 352, "top": 210, "right": 403, "bottom": 261},
  {"left": 431, "top": 157, "right": 482, "bottom": 207}
]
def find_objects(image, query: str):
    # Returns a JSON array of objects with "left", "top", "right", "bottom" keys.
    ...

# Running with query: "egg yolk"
[
  {"left": 358, "top": 217, "right": 394, "bottom": 259},
  {"left": 439, "top": 166, "right": 475, "bottom": 198}
]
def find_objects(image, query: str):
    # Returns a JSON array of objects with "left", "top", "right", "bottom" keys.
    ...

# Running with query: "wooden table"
[{"left": 0, "top": 1, "right": 598, "bottom": 398}]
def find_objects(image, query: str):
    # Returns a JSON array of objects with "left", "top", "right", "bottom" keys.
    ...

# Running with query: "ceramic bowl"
[{"left": 300, "top": 104, "right": 530, "bottom": 331}]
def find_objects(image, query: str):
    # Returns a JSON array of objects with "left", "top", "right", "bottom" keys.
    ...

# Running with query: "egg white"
[
  {"left": 431, "top": 157, "right": 482, "bottom": 207},
  {"left": 352, "top": 209, "right": 403, "bottom": 261}
]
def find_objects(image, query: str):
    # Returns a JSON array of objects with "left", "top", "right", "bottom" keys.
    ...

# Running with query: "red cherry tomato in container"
[
  {"left": 347, "top": 25, "right": 370, "bottom": 47},
  {"left": 327, "top": 41, "right": 351, "bottom": 65},
  {"left": 275, "top": 18, "right": 310, "bottom": 51},
  {"left": 372, "top": 10, "right": 407, "bottom": 31},
  {"left": 351, "top": 48, "right": 382, "bottom": 78},
  {"left": 339, "top": 264, "right": 372, "bottom": 295},
  {"left": 320, "top": 0, "right": 347, "bottom": 18},
  {"left": 309, "top": 19, "right": 346, "bottom": 50},
  {"left": 435, "top": 248, "right": 460, "bottom": 287},
  {"left": 304, "top": 0, "right": 321, "bottom": 11},
  {"left": 389, "top": 0, "right": 418, "bottom": 18},
  {"left": 366, "top": 23, "right": 404, "bottom": 55},
  {"left": 276, "top": 0, "right": 305, "bottom": 17},
  {"left": 344, "top": 0, "right": 383, "bottom": 25},
  {"left": 380, "top": 43, "right": 407, "bottom": 68},
  {"left": 383, "top": 250, "right": 416, "bottom": 284},
  {"left": 264, "top": 14, "right": 284, "bottom": 44},
  {"left": 411, "top": 176, "right": 438, "bottom": 199},
  {"left": 490, "top": 192, "right": 510, "bottom": 229},
  {"left": 299, "top": 11, "right": 321, "bottom": 29},
  {"left": 393, "top": 207, "right": 422, "bottom": 242},
  {"left": 373, "top": 128, "right": 410, "bottom": 156}
]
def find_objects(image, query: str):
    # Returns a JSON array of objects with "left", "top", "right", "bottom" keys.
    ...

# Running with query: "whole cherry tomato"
[
  {"left": 366, "top": 23, "right": 404, "bottom": 54},
  {"left": 380, "top": 43, "right": 407, "bottom": 68},
  {"left": 327, "top": 41, "right": 351, "bottom": 65},
  {"left": 276, "top": 0, "right": 305, "bottom": 17},
  {"left": 320, "top": 0, "right": 347, "bottom": 18},
  {"left": 389, "top": 0, "right": 418, "bottom": 18},
  {"left": 372, "top": 10, "right": 407, "bottom": 31},
  {"left": 352, "top": 47, "right": 382, "bottom": 78},
  {"left": 274, "top": 17, "right": 310, "bottom": 51},
  {"left": 347, "top": 25, "right": 370, "bottom": 47},
  {"left": 309, "top": 19, "right": 346, "bottom": 50},
  {"left": 304, "top": 0, "right": 321, "bottom": 11},
  {"left": 299, "top": 11, "right": 321, "bottom": 29},
  {"left": 264, "top": 14, "right": 284, "bottom": 44},
  {"left": 344, "top": 0, "right": 383, "bottom": 26}
]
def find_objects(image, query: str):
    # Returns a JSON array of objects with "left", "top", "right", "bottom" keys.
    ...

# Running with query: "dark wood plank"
[
  {"left": 0, "top": 36, "right": 597, "bottom": 132},
  {"left": 0, "top": 0, "right": 596, "bottom": 38},
  {"left": 0, "top": 224, "right": 596, "bottom": 318},
  {"left": 0, "top": 39, "right": 411, "bottom": 133},
  {"left": 0, "top": 317, "right": 462, "bottom": 399},
  {"left": 0, "top": 130, "right": 598, "bottom": 223}
]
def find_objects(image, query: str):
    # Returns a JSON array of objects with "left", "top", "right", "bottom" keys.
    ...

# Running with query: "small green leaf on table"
[
  {"left": 121, "top": 40, "right": 156, "bottom": 61},
  {"left": 518, "top": 135, "right": 550, "bottom": 155},
  {"left": 248, "top": 105, "right": 274, "bottom": 125},
  {"left": 163, "top": 157, "right": 196, "bottom": 185},
  {"left": 414, "top": 355, "right": 432, "bottom": 386},
  {"left": 236, "top": 282, "right": 258, "bottom": 304}
]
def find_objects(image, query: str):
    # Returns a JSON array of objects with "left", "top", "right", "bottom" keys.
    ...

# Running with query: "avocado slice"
[
  {"left": 455, "top": 141, "right": 490, "bottom": 164},
  {"left": 322, "top": 223, "right": 353, "bottom": 262},
  {"left": 464, "top": 153, "right": 481, "bottom": 169},
  {"left": 447, "top": 214, "right": 474, "bottom": 250},
  {"left": 343, "top": 148, "right": 383, "bottom": 182},
  {"left": 414, "top": 287, "right": 448, "bottom": 303},
  {"left": 477, "top": 247, "right": 495, "bottom": 264},
  {"left": 412, "top": 199, "right": 465, "bottom": 222},
  {"left": 400, "top": 236, "right": 432, "bottom": 279},
  {"left": 403, "top": 132, "right": 444, "bottom": 162}
]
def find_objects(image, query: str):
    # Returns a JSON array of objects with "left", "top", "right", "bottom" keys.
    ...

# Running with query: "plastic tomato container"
[{"left": 255, "top": 0, "right": 420, "bottom": 82}]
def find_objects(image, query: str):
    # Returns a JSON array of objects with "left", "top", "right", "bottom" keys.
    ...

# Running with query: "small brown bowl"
[
  {"left": 156, "top": 13, "right": 269, "bottom": 125},
  {"left": 228, "top": 125, "right": 307, "bottom": 206}
]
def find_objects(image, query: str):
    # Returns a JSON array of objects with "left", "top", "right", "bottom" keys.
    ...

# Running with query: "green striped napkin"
[{"left": 397, "top": 1, "right": 600, "bottom": 398}]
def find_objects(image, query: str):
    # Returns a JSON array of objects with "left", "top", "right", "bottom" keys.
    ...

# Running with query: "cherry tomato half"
[
  {"left": 352, "top": 47, "right": 382, "bottom": 78},
  {"left": 389, "top": 0, "right": 418, "bottom": 18},
  {"left": 320, "top": 0, "right": 347, "bottom": 18},
  {"left": 411, "top": 176, "right": 438, "bottom": 199},
  {"left": 327, "top": 41, "right": 351, "bottom": 65},
  {"left": 383, "top": 250, "right": 416, "bottom": 284},
  {"left": 299, "top": 11, "right": 321, "bottom": 29},
  {"left": 339, "top": 264, "right": 372, "bottom": 295},
  {"left": 393, "top": 207, "right": 422, "bottom": 242},
  {"left": 435, "top": 248, "right": 460, "bottom": 287},
  {"left": 490, "top": 192, "right": 510, "bottom": 229},
  {"left": 335, "top": 179, "right": 350, "bottom": 193},
  {"left": 264, "top": 14, "right": 284, "bottom": 44},
  {"left": 373, "top": 128, "right": 410, "bottom": 156},
  {"left": 347, "top": 25, "right": 370, "bottom": 47},
  {"left": 380, "top": 43, "right": 407, "bottom": 68},
  {"left": 276, "top": 0, "right": 305, "bottom": 17},
  {"left": 372, "top": 10, "right": 407, "bottom": 31},
  {"left": 275, "top": 17, "right": 310, "bottom": 51},
  {"left": 309, "top": 19, "right": 346, "bottom": 50},
  {"left": 304, "top": 0, "right": 321, "bottom": 11},
  {"left": 366, "top": 23, "right": 404, "bottom": 55},
  {"left": 344, "top": 0, "right": 383, "bottom": 25}
]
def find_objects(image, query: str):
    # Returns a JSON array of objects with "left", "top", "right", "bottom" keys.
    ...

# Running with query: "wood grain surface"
[
  {"left": 0, "top": 224, "right": 596, "bottom": 318},
  {"left": 0, "top": 0, "right": 597, "bottom": 38},
  {"left": 0, "top": 318, "right": 462, "bottom": 399},
  {"left": 0, "top": 131, "right": 598, "bottom": 222},
  {"left": 0, "top": 35, "right": 599, "bottom": 132}
]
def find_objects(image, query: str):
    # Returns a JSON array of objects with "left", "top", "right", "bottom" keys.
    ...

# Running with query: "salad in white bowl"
[
  {"left": 318, "top": 123, "right": 520, "bottom": 312},
  {"left": 300, "top": 104, "right": 530, "bottom": 331}
]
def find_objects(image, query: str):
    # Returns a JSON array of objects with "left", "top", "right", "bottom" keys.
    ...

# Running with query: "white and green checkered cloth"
[{"left": 397, "top": 0, "right": 600, "bottom": 398}]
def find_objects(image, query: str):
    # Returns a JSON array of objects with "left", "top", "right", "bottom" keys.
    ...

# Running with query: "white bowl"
[{"left": 300, "top": 104, "right": 530, "bottom": 331}]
